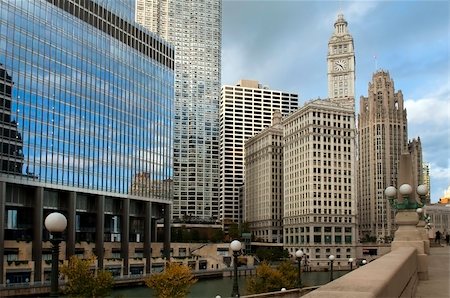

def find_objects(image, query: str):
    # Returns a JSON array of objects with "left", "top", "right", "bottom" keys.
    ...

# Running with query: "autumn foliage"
[
  {"left": 246, "top": 261, "right": 297, "bottom": 295},
  {"left": 145, "top": 262, "right": 197, "bottom": 298},
  {"left": 60, "top": 255, "right": 114, "bottom": 298}
]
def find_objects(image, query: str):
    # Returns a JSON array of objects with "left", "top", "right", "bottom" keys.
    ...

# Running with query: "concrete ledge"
[{"left": 303, "top": 247, "right": 418, "bottom": 298}]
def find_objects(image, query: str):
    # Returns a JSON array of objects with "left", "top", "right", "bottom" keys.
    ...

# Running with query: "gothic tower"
[
  {"left": 327, "top": 13, "right": 356, "bottom": 109},
  {"left": 358, "top": 71, "right": 408, "bottom": 240}
]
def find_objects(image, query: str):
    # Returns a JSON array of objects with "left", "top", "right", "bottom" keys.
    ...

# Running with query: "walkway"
[{"left": 415, "top": 245, "right": 450, "bottom": 297}]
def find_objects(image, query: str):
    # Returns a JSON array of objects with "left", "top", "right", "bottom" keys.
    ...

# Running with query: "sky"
[{"left": 221, "top": 0, "right": 450, "bottom": 203}]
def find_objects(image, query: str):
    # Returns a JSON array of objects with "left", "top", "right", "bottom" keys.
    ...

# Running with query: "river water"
[{"left": 110, "top": 270, "right": 349, "bottom": 298}]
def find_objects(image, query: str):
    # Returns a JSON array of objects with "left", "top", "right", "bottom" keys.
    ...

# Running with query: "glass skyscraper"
[{"left": 0, "top": 0, "right": 174, "bottom": 284}]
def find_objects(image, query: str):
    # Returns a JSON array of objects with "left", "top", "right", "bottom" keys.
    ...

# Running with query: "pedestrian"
[
  {"left": 446, "top": 233, "right": 450, "bottom": 246},
  {"left": 435, "top": 230, "right": 441, "bottom": 244}
]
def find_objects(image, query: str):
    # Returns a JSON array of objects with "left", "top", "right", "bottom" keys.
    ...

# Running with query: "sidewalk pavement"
[{"left": 415, "top": 245, "right": 450, "bottom": 297}]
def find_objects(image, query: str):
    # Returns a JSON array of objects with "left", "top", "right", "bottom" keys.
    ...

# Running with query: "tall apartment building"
[
  {"left": 0, "top": 0, "right": 174, "bottom": 284},
  {"left": 283, "top": 99, "right": 357, "bottom": 266},
  {"left": 136, "top": 0, "right": 222, "bottom": 221},
  {"left": 327, "top": 13, "right": 356, "bottom": 109},
  {"left": 220, "top": 80, "right": 298, "bottom": 226},
  {"left": 244, "top": 111, "right": 284, "bottom": 243},
  {"left": 358, "top": 71, "right": 408, "bottom": 240}
]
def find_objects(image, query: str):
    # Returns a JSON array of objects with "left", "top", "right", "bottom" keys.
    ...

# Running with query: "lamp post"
[
  {"left": 295, "top": 249, "right": 304, "bottom": 287},
  {"left": 44, "top": 212, "right": 67, "bottom": 297},
  {"left": 348, "top": 258, "right": 354, "bottom": 271},
  {"left": 328, "top": 255, "right": 335, "bottom": 282},
  {"left": 385, "top": 184, "right": 427, "bottom": 211},
  {"left": 362, "top": 259, "right": 367, "bottom": 266},
  {"left": 230, "top": 240, "right": 242, "bottom": 297}
]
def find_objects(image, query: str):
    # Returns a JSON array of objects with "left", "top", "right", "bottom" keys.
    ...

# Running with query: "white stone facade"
[
  {"left": 327, "top": 14, "right": 356, "bottom": 109},
  {"left": 283, "top": 99, "right": 357, "bottom": 266},
  {"left": 244, "top": 111, "right": 284, "bottom": 243}
]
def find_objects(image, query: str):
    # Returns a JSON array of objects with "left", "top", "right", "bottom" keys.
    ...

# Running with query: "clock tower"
[{"left": 327, "top": 13, "right": 355, "bottom": 109}]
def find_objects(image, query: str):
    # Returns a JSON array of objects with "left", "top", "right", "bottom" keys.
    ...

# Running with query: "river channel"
[{"left": 110, "top": 270, "right": 349, "bottom": 297}]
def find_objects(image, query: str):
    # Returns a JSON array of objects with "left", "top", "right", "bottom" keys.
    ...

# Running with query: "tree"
[
  {"left": 246, "top": 261, "right": 298, "bottom": 295},
  {"left": 276, "top": 261, "right": 297, "bottom": 288},
  {"left": 145, "top": 262, "right": 197, "bottom": 298},
  {"left": 246, "top": 262, "right": 284, "bottom": 294},
  {"left": 60, "top": 256, "right": 114, "bottom": 298}
]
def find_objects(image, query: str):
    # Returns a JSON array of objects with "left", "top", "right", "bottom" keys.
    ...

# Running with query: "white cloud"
[{"left": 405, "top": 97, "right": 450, "bottom": 126}]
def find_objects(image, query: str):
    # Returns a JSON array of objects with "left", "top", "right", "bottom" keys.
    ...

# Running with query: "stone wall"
[{"left": 303, "top": 247, "right": 418, "bottom": 298}]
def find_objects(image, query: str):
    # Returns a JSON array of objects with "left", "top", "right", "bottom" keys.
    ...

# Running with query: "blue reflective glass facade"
[{"left": 0, "top": 0, "right": 174, "bottom": 199}]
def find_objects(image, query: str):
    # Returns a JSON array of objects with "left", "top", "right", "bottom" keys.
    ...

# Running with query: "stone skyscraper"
[
  {"left": 136, "top": 0, "right": 222, "bottom": 221},
  {"left": 358, "top": 71, "right": 408, "bottom": 240},
  {"left": 283, "top": 99, "right": 357, "bottom": 263},
  {"left": 244, "top": 111, "right": 284, "bottom": 243},
  {"left": 327, "top": 13, "right": 356, "bottom": 109}
]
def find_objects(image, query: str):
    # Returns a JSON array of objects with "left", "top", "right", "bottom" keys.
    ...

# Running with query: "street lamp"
[
  {"left": 44, "top": 212, "right": 67, "bottom": 297},
  {"left": 348, "top": 258, "right": 354, "bottom": 271},
  {"left": 230, "top": 240, "right": 242, "bottom": 297},
  {"left": 328, "top": 255, "right": 335, "bottom": 282},
  {"left": 295, "top": 249, "right": 304, "bottom": 287},
  {"left": 362, "top": 259, "right": 367, "bottom": 266},
  {"left": 385, "top": 184, "right": 427, "bottom": 210}
]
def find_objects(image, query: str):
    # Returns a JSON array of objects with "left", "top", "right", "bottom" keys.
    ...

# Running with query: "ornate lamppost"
[
  {"left": 328, "top": 255, "right": 335, "bottom": 282},
  {"left": 348, "top": 257, "right": 354, "bottom": 271},
  {"left": 230, "top": 240, "right": 242, "bottom": 297},
  {"left": 295, "top": 249, "right": 304, "bottom": 287},
  {"left": 44, "top": 212, "right": 67, "bottom": 297},
  {"left": 385, "top": 183, "right": 429, "bottom": 280}
]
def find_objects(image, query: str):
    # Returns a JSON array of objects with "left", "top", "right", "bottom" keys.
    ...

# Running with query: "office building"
[
  {"left": 358, "top": 71, "right": 409, "bottom": 241},
  {"left": 220, "top": 80, "right": 298, "bottom": 226},
  {"left": 136, "top": 0, "right": 222, "bottom": 222},
  {"left": 244, "top": 111, "right": 284, "bottom": 243},
  {"left": 327, "top": 13, "right": 356, "bottom": 109},
  {"left": 283, "top": 99, "right": 357, "bottom": 265},
  {"left": 0, "top": 0, "right": 174, "bottom": 284},
  {"left": 422, "top": 163, "right": 431, "bottom": 205}
]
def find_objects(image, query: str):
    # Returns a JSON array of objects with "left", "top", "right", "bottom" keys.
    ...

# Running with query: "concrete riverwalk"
[{"left": 415, "top": 245, "right": 450, "bottom": 298}]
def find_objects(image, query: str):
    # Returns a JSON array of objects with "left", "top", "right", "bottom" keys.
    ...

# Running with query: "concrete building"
[
  {"left": 327, "top": 13, "right": 356, "bottom": 109},
  {"left": 0, "top": 0, "right": 173, "bottom": 284},
  {"left": 244, "top": 111, "right": 284, "bottom": 243},
  {"left": 136, "top": 0, "right": 222, "bottom": 222},
  {"left": 283, "top": 99, "right": 357, "bottom": 267},
  {"left": 425, "top": 203, "right": 450, "bottom": 238},
  {"left": 358, "top": 71, "right": 410, "bottom": 241},
  {"left": 408, "top": 137, "right": 424, "bottom": 196},
  {"left": 220, "top": 80, "right": 298, "bottom": 226},
  {"left": 422, "top": 163, "right": 431, "bottom": 204}
]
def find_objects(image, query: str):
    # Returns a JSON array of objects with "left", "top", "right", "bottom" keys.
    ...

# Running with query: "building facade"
[
  {"left": 425, "top": 203, "right": 450, "bottom": 238},
  {"left": 244, "top": 111, "right": 284, "bottom": 243},
  {"left": 283, "top": 99, "right": 357, "bottom": 266},
  {"left": 220, "top": 80, "right": 298, "bottom": 226},
  {"left": 327, "top": 13, "right": 356, "bottom": 109},
  {"left": 0, "top": 0, "right": 174, "bottom": 284},
  {"left": 136, "top": 0, "right": 222, "bottom": 222},
  {"left": 357, "top": 71, "right": 408, "bottom": 241},
  {"left": 422, "top": 163, "right": 431, "bottom": 204}
]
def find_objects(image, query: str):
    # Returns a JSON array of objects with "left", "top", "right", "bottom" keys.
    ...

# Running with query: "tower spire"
[{"left": 334, "top": 13, "right": 348, "bottom": 35}]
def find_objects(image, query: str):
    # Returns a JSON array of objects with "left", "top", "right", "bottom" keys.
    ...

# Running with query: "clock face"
[{"left": 334, "top": 59, "right": 347, "bottom": 71}]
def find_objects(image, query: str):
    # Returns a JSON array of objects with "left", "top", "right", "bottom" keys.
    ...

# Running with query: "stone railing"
[{"left": 303, "top": 246, "right": 418, "bottom": 298}]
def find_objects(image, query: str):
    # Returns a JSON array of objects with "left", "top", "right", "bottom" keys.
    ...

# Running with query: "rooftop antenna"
[{"left": 374, "top": 54, "right": 378, "bottom": 71}]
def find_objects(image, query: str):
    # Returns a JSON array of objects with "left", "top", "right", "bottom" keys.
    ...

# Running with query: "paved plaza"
[{"left": 415, "top": 246, "right": 450, "bottom": 297}]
